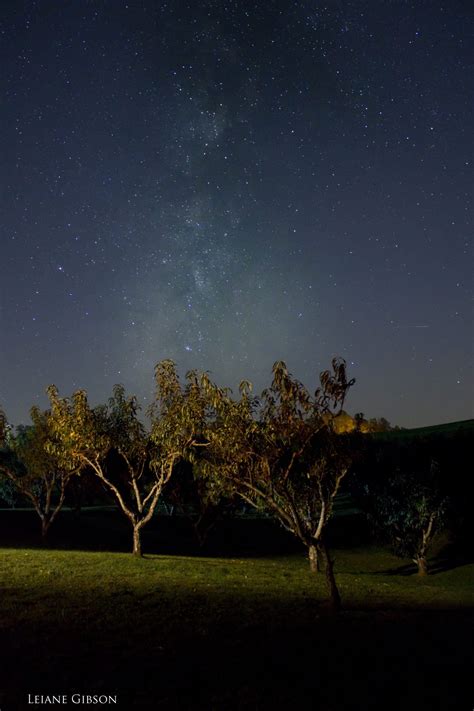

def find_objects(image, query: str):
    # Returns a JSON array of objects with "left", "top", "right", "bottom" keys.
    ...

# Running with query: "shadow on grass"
[
  {"left": 376, "top": 543, "right": 473, "bottom": 577},
  {"left": 0, "top": 597, "right": 472, "bottom": 710},
  {"left": 375, "top": 561, "right": 421, "bottom": 576},
  {"left": 1, "top": 509, "right": 472, "bottom": 709},
  {"left": 429, "top": 543, "right": 474, "bottom": 574}
]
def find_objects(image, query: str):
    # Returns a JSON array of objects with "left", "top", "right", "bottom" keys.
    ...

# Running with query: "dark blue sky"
[{"left": 1, "top": 0, "right": 472, "bottom": 427}]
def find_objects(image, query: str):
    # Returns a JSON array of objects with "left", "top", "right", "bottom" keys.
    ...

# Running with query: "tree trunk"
[
  {"left": 41, "top": 517, "right": 51, "bottom": 540},
  {"left": 308, "top": 544, "right": 320, "bottom": 573},
  {"left": 320, "top": 541, "right": 341, "bottom": 613},
  {"left": 194, "top": 522, "right": 207, "bottom": 548},
  {"left": 193, "top": 512, "right": 217, "bottom": 548},
  {"left": 132, "top": 525, "right": 142, "bottom": 557},
  {"left": 415, "top": 555, "right": 428, "bottom": 576}
]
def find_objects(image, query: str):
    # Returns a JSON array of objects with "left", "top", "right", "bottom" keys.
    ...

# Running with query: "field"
[
  {"left": 0, "top": 508, "right": 473, "bottom": 710},
  {"left": 373, "top": 418, "right": 474, "bottom": 441}
]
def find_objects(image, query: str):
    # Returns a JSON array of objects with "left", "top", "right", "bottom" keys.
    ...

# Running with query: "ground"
[{"left": 0, "top": 508, "right": 472, "bottom": 710}]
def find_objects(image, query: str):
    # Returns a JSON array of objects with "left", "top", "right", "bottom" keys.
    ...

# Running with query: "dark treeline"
[{"left": 0, "top": 358, "right": 470, "bottom": 610}]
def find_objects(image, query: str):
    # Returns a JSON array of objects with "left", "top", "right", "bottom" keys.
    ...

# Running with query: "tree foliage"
[
  {"left": 46, "top": 383, "right": 163, "bottom": 556},
  {"left": 350, "top": 439, "right": 448, "bottom": 575},
  {"left": 0, "top": 406, "right": 80, "bottom": 537},
  {"left": 186, "top": 358, "right": 357, "bottom": 611}
]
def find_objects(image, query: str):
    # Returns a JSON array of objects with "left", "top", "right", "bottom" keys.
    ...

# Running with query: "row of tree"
[
  {"left": 331, "top": 411, "right": 400, "bottom": 434},
  {"left": 0, "top": 358, "right": 356, "bottom": 610},
  {"left": 1, "top": 358, "right": 466, "bottom": 610}
]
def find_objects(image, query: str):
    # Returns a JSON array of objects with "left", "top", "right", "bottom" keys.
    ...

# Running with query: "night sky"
[{"left": 1, "top": 1, "right": 472, "bottom": 428}]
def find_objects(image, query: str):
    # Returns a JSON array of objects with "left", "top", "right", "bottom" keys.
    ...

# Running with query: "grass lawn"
[{"left": 0, "top": 511, "right": 472, "bottom": 710}]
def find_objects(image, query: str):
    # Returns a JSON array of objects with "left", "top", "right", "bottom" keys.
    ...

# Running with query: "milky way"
[{"left": 1, "top": 1, "right": 472, "bottom": 427}]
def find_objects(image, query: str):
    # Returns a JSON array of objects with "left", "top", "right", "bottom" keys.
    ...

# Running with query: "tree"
[
  {"left": 162, "top": 460, "right": 236, "bottom": 547},
  {"left": 0, "top": 407, "right": 79, "bottom": 538},
  {"left": 350, "top": 439, "right": 447, "bottom": 576},
  {"left": 331, "top": 410, "right": 356, "bottom": 434},
  {"left": 47, "top": 383, "right": 169, "bottom": 556},
  {"left": 47, "top": 364, "right": 215, "bottom": 557},
  {"left": 366, "top": 416, "right": 392, "bottom": 433},
  {"left": 353, "top": 412, "right": 372, "bottom": 433},
  {"left": 197, "top": 358, "right": 356, "bottom": 611},
  {"left": 148, "top": 359, "right": 219, "bottom": 544}
]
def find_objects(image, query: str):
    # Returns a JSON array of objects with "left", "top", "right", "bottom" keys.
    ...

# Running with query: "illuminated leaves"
[{"left": 0, "top": 405, "right": 80, "bottom": 537}]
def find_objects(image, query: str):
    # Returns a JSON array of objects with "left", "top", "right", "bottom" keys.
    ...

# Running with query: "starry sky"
[{"left": 1, "top": 0, "right": 472, "bottom": 428}]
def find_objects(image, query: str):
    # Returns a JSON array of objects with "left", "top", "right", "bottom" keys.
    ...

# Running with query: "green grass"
[
  {"left": 0, "top": 538, "right": 473, "bottom": 710},
  {"left": 1, "top": 545, "right": 473, "bottom": 614}
]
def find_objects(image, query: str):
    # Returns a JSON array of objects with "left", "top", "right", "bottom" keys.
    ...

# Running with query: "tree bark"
[
  {"left": 41, "top": 517, "right": 51, "bottom": 540},
  {"left": 132, "top": 525, "right": 142, "bottom": 557},
  {"left": 308, "top": 543, "right": 320, "bottom": 573},
  {"left": 415, "top": 555, "right": 428, "bottom": 576},
  {"left": 415, "top": 515, "right": 435, "bottom": 576},
  {"left": 320, "top": 541, "right": 341, "bottom": 613}
]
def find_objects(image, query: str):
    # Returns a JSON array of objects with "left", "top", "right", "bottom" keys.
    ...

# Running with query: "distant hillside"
[{"left": 372, "top": 419, "right": 474, "bottom": 441}]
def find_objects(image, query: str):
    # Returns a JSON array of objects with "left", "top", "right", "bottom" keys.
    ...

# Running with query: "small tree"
[
  {"left": 351, "top": 440, "right": 447, "bottom": 576},
  {"left": 197, "top": 358, "right": 356, "bottom": 611},
  {"left": 47, "top": 384, "right": 170, "bottom": 556},
  {"left": 0, "top": 407, "right": 79, "bottom": 538},
  {"left": 47, "top": 364, "right": 215, "bottom": 557}
]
